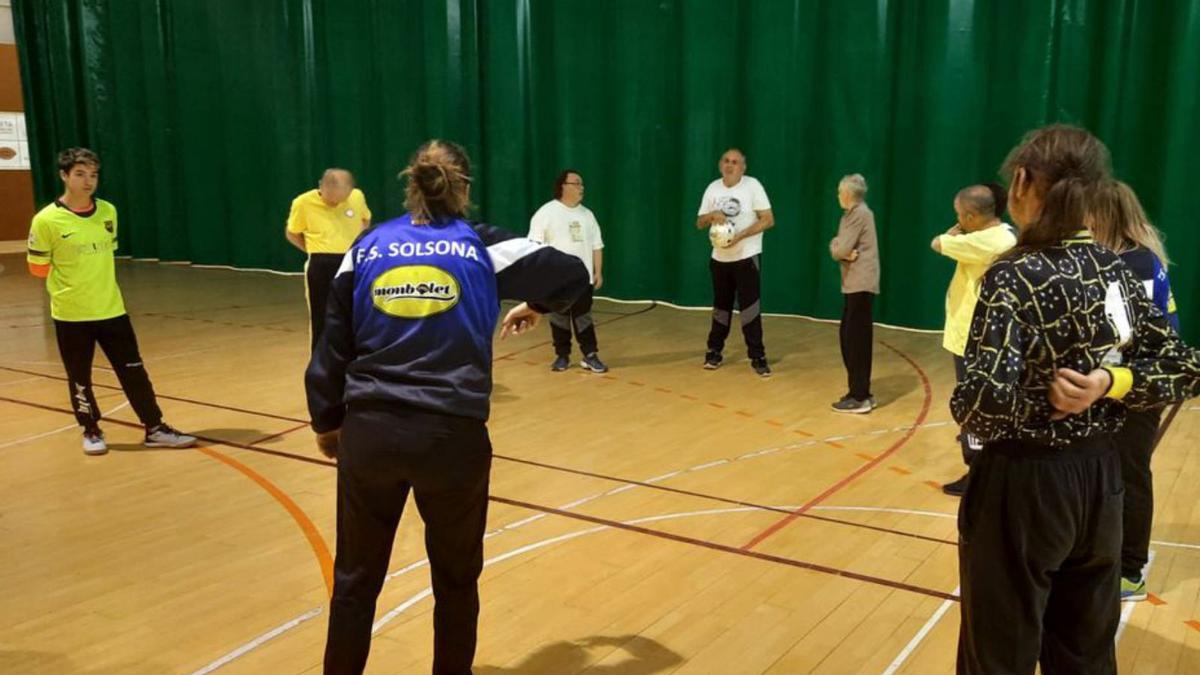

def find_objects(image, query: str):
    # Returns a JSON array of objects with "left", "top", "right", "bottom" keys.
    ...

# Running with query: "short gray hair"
[{"left": 838, "top": 173, "right": 868, "bottom": 200}]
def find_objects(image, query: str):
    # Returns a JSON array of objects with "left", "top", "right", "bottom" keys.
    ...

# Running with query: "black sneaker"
[
  {"left": 551, "top": 355, "right": 570, "bottom": 372},
  {"left": 580, "top": 353, "right": 609, "bottom": 373},
  {"left": 751, "top": 358, "right": 772, "bottom": 378},
  {"left": 942, "top": 474, "right": 969, "bottom": 496},
  {"left": 831, "top": 397, "right": 874, "bottom": 414},
  {"left": 703, "top": 351, "right": 723, "bottom": 370}
]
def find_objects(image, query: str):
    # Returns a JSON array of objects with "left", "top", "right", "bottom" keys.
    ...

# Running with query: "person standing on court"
[
  {"left": 829, "top": 174, "right": 879, "bottom": 413},
  {"left": 952, "top": 125, "right": 1200, "bottom": 674},
  {"left": 528, "top": 169, "right": 608, "bottom": 373},
  {"left": 286, "top": 168, "right": 371, "bottom": 350},
  {"left": 306, "top": 140, "right": 590, "bottom": 675},
  {"left": 931, "top": 183, "right": 1017, "bottom": 495},
  {"left": 26, "top": 147, "right": 197, "bottom": 455},
  {"left": 1086, "top": 179, "right": 1180, "bottom": 602},
  {"left": 695, "top": 148, "right": 775, "bottom": 377}
]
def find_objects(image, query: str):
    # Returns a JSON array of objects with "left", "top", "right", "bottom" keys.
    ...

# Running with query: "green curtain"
[{"left": 13, "top": 0, "right": 1200, "bottom": 341}]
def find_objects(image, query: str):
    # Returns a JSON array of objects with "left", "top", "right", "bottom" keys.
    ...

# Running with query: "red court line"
[
  {"left": 492, "top": 453, "right": 956, "bottom": 546},
  {"left": 0, "top": 394, "right": 334, "bottom": 597},
  {"left": 2, "top": 393, "right": 959, "bottom": 601},
  {"left": 740, "top": 340, "right": 933, "bottom": 551},
  {"left": 489, "top": 495, "right": 959, "bottom": 602},
  {"left": 198, "top": 446, "right": 335, "bottom": 597},
  {"left": 0, "top": 391, "right": 955, "bottom": 547},
  {"left": 492, "top": 302, "right": 657, "bottom": 361},
  {"left": 0, "top": 365, "right": 309, "bottom": 424}
]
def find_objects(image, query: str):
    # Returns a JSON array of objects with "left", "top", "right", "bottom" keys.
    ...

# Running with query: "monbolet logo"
[{"left": 371, "top": 265, "right": 460, "bottom": 318}]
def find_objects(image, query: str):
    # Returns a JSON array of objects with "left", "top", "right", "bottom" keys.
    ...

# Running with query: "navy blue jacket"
[
  {"left": 1119, "top": 246, "right": 1179, "bottom": 333},
  {"left": 305, "top": 214, "right": 590, "bottom": 431}
]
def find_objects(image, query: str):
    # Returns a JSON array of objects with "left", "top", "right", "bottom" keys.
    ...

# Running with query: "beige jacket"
[{"left": 829, "top": 203, "right": 880, "bottom": 294}]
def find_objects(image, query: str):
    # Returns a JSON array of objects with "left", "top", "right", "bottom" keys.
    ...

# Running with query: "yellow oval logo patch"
[{"left": 371, "top": 265, "right": 460, "bottom": 318}]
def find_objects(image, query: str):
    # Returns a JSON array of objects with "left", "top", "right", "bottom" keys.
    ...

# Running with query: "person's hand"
[
  {"left": 593, "top": 271, "right": 603, "bottom": 290},
  {"left": 947, "top": 224, "right": 963, "bottom": 236},
  {"left": 500, "top": 302, "right": 541, "bottom": 338},
  {"left": 316, "top": 429, "right": 341, "bottom": 459},
  {"left": 1048, "top": 368, "right": 1112, "bottom": 420},
  {"left": 848, "top": 249, "right": 860, "bottom": 262}
]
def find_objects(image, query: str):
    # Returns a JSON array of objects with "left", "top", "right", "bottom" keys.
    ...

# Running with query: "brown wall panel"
[{"left": 0, "top": 44, "right": 34, "bottom": 241}]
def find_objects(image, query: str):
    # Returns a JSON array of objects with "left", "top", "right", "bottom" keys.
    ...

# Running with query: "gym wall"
[{"left": 13, "top": 0, "right": 1199, "bottom": 340}]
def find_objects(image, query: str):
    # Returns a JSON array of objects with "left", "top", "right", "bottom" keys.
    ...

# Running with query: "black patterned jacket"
[{"left": 951, "top": 231, "right": 1200, "bottom": 447}]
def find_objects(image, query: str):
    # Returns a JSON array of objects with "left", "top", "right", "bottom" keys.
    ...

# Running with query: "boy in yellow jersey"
[
  {"left": 931, "top": 183, "right": 1017, "bottom": 495},
  {"left": 285, "top": 169, "right": 371, "bottom": 350},
  {"left": 26, "top": 148, "right": 196, "bottom": 455}
]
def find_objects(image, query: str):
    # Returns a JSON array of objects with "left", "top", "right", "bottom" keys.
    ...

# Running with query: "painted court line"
[
  {"left": 0, "top": 401, "right": 130, "bottom": 450},
  {"left": 189, "top": 607, "right": 323, "bottom": 675},
  {"left": 740, "top": 340, "right": 934, "bottom": 551},
  {"left": 882, "top": 585, "right": 960, "bottom": 674}
]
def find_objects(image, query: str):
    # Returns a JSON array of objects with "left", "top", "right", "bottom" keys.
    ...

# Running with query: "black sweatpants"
[
  {"left": 324, "top": 403, "right": 492, "bottom": 675},
  {"left": 953, "top": 356, "right": 983, "bottom": 466},
  {"left": 839, "top": 292, "right": 874, "bottom": 400},
  {"left": 707, "top": 256, "right": 765, "bottom": 359},
  {"left": 307, "top": 253, "right": 344, "bottom": 351},
  {"left": 549, "top": 284, "right": 598, "bottom": 357},
  {"left": 54, "top": 315, "right": 163, "bottom": 430},
  {"left": 1116, "top": 407, "right": 1163, "bottom": 580},
  {"left": 957, "top": 436, "right": 1122, "bottom": 675}
]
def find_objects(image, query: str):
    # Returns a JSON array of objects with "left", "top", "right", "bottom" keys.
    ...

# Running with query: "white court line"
[
  {"left": 881, "top": 585, "right": 960, "bottom": 674},
  {"left": 1116, "top": 551, "right": 1156, "bottom": 644},
  {"left": 189, "top": 607, "right": 323, "bottom": 675},
  {"left": 0, "top": 375, "right": 44, "bottom": 387},
  {"left": 883, "top": 548, "right": 1161, "bottom": 672},
  {"left": 1151, "top": 539, "right": 1200, "bottom": 551},
  {"left": 813, "top": 506, "right": 956, "bottom": 520},
  {"left": 0, "top": 401, "right": 130, "bottom": 450}
]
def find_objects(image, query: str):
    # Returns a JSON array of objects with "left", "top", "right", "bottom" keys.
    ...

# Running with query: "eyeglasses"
[{"left": 563, "top": 181, "right": 584, "bottom": 186}]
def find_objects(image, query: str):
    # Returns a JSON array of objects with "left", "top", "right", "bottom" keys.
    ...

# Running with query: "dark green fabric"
[{"left": 13, "top": 0, "right": 1200, "bottom": 340}]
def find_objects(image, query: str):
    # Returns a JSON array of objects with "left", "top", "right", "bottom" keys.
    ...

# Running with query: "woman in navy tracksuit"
[
  {"left": 1086, "top": 179, "right": 1180, "bottom": 601},
  {"left": 306, "top": 140, "right": 590, "bottom": 675}
]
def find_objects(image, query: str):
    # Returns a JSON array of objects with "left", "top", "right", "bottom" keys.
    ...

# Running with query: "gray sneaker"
[
  {"left": 551, "top": 355, "right": 570, "bottom": 372},
  {"left": 831, "top": 397, "right": 874, "bottom": 414},
  {"left": 83, "top": 429, "right": 108, "bottom": 456},
  {"left": 144, "top": 423, "right": 198, "bottom": 448},
  {"left": 581, "top": 353, "right": 609, "bottom": 373}
]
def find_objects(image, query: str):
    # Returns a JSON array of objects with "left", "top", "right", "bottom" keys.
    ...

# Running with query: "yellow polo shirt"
[
  {"left": 286, "top": 188, "right": 371, "bottom": 254},
  {"left": 938, "top": 224, "right": 1018, "bottom": 356},
  {"left": 27, "top": 199, "right": 126, "bottom": 322}
]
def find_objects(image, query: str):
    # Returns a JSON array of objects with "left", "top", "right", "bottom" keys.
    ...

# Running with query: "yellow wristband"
[{"left": 1103, "top": 367, "right": 1133, "bottom": 400}]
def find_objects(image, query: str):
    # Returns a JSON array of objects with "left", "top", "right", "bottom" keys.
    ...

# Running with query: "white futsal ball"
[{"left": 709, "top": 222, "right": 736, "bottom": 248}]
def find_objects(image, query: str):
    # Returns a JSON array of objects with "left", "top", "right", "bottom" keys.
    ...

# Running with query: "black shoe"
[
  {"left": 831, "top": 397, "right": 874, "bottom": 414},
  {"left": 551, "top": 355, "right": 570, "bottom": 372},
  {"left": 703, "top": 351, "right": 722, "bottom": 370},
  {"left": 942, "top": 474, "right": 969, "bottom": 497},
  {"left": 581, "top": 353, "right": 609, "bottom": 373},
  {"left": 751, "top": 357, "right": 772, "bottom": 378}
]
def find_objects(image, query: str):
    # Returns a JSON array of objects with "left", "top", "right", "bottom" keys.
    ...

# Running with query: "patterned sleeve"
[
  {"left": 950, "top": 264, "right": 1047, "bottom": 438},
  {"left": 1107, "top": 269, "right": 1200, "bottom": 410}
]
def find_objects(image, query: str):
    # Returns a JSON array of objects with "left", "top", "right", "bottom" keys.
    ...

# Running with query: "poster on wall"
[{"left": 0, "top": 112, "right": 29, "bottom": 170}]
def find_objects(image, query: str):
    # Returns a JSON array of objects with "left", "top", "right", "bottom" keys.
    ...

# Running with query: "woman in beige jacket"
[{"left": 829, "top": 173, "right": 880, "bottom": 413}]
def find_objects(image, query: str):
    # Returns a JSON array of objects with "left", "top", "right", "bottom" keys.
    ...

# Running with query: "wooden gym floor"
[{"left": 0, "top": 254, "right": 1198, "bottom": 674}]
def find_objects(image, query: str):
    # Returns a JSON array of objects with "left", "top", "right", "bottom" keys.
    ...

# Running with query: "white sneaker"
[
  {"left": 144, "top": 423, "right": 197, "bottom": 448},
  {"left": 83, "top": 429, "right": 108, "bottom": 456}
]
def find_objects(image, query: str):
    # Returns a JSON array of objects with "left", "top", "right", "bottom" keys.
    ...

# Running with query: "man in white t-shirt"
[
  {"left": 528, "top": 169, "right": 608, "bottom": 373},
  {"left": 695, "top": 148, "right": 775, "bottom": 377}
]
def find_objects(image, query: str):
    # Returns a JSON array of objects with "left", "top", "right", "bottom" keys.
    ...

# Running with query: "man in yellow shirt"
[
  {"left": 931, "top": 183, "right": 1017, "bottom": 495},
  {"left": 27, "top": 147, "right": 196, "bottom": 455},
  {"left": 286, "top": 168, "right": 371, "bottom": 350}
]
